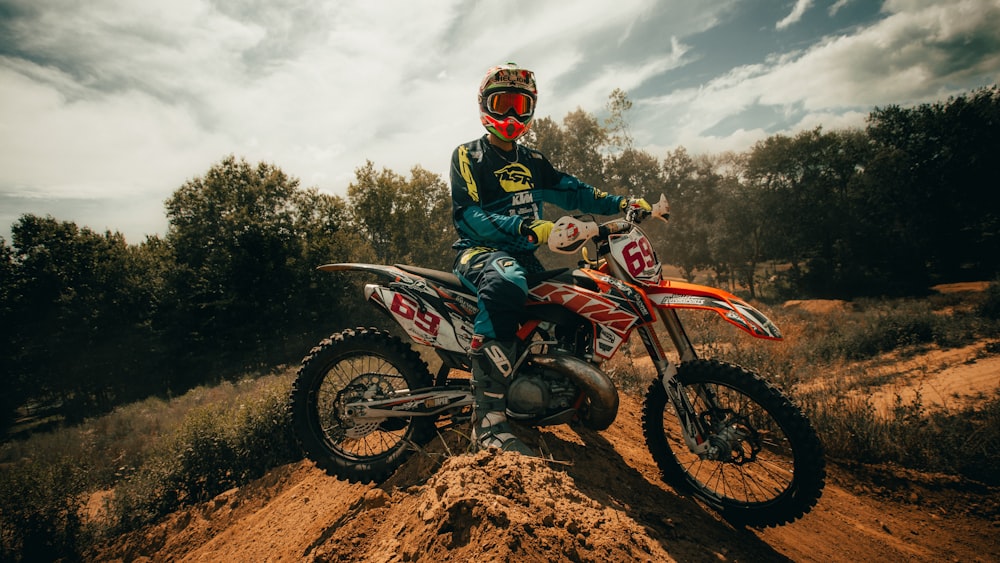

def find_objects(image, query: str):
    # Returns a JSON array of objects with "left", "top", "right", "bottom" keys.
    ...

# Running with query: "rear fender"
[
  {"left": 645, "top": 280, "right": 782, "bottom": 340},
  {"left": 318, "top": 263, "right": 475, "bottom": 351},
  {"left": 318, "top": 262, "right": 412, "bottom": 281}
]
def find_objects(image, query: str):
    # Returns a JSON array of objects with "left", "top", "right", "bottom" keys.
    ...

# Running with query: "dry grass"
[{"left": 1, "top": 281, "right": 998, "bottom": 561}]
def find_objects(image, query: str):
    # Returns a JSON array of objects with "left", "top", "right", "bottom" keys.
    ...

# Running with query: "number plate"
[{"left": 609, "top": 228, "right": 662, "bottom": 283}]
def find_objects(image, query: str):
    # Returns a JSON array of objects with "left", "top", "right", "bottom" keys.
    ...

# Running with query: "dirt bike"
[{"left": 289, "top": 194, "right": 825, "bottom": 527}]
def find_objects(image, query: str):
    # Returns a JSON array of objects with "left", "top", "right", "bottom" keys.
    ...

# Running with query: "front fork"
[{"left": 636, "top": 309, "right": 718, "bottom": 457}]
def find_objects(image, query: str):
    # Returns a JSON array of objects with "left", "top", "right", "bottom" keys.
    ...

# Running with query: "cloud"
[
  {"left": 1, "top": 0, "right": 999, "bottom": 241},
  {"left": 760, "top": 0, "right": 1000, "bottom": 108},
  {"left": 643, "top": 0, "right": 1000, "bottom": 155},
  {"left": 776, "top": 0, "right": 814, "bottom": 30},
  {"left": 829, "top": 0, "right": 853, "bottom": 16},
  {"left": 0, "top": 61, "right": 227, "bottom": 198}
]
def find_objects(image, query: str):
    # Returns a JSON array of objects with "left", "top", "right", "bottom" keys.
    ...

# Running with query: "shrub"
[
  {"left": 0, "top": 372, "right": 299, "bottom": 558},
  {"left": 978, "top": 278, "right": 1000, "bottom": 320},
  {"left": 105, "top": 376, "right": 298, "bottom": 535},
  {"left": 805, "top": 392, "right": 1000, "bottom": 485},
  {"left": 803, "top": 299, "right": 985, "bottom": 363},
  {"left": 0, "top": 459, "right": 87, "bottom": 562}
]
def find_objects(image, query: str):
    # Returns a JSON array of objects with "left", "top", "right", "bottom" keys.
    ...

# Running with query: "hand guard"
[{"left": 520, "top": 219, "right": 554, "bottom": 245}]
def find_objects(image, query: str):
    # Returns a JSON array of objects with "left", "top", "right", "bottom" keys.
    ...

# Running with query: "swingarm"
[{"left": 339, "top": 387, "right": 472, "bottom": 421}]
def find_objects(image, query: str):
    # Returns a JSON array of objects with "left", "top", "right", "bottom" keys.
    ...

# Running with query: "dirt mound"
[
  {"left": 310, "top": 450, "right": 672, "bottom": 562},
  {"left": 92, "top": 391, "right": 999, "bottom": 563}
]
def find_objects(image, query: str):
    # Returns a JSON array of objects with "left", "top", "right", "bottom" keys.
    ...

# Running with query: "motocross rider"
[{"left": 451, "top": 62, "right": 650, "bottom": 455}]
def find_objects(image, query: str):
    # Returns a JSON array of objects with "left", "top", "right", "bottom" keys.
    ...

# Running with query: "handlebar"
[
  {"left": 598, "top": 219, "right": 632, "bottom": 237},
  {"left": 548, "top": 194, "right": 670, "bottom": 254}
]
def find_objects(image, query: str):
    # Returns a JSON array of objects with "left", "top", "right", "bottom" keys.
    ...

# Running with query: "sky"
[{"left": 1, "top": 0, "right": 999, "bottom": 243}]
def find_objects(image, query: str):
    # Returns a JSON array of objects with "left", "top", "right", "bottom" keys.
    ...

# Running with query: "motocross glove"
[
  {"left": 619, "top": 197, "right": 652, "bottom": 213},
  {"left": 520, "top": 219, "right": 554, "bottom": 245}
]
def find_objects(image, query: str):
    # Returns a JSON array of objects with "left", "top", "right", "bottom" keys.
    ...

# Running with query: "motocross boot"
[{"left": 469, "top": 336, "right": 536, "bottom": 456}]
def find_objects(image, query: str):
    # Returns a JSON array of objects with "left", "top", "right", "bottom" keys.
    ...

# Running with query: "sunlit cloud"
[
  {"left": 776, "top": 0, "right": 814, "bottom": 30},
  {"left": 1, "top": 0, "right": 997, "bottom": 241}
]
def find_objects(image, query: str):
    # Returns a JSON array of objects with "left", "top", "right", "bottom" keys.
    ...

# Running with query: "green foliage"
[
  {"left": 863, "top": 86, "right": 1000, "bottom": 288},
  {"left": 525, "top": 109, "right": 608, "bottom": 186},
  {"left": 658, "top": 148, "right": 726, "bottom": 281},
  {"left": 0, "top": 459, "right": 87, "bottom": 562},
  {"left": 105, "top": 374, "right": 297, "bottom": 536},
  {"left": 348, "top": 162, "right": 453, "bottom": 269},
  {"left": 604, "top": 87, "right": 634, "bottom": 153},
  {"left": 978, "top": 278, "right": 1000, "bottom": 320},
  {"left": 808, "top": 300, "right": 979, "bottom": 362},
  {"left": 809, "top": 392, "right": 1000, "bottom": 485},
  {"left": 1, "top": 217, "right": 163, "bottom": 422},
  {"left": 0, "top": 372, "right": 297, "bottom": 559},
  {"left": 163, "top": 155, "right": 360, "bottom": 376}
]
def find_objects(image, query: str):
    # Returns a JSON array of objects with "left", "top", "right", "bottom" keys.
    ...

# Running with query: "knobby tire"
[
  {"left": 290, "top": 327, "right": 436, "bottom": 483},
  {"left": 642, "top": 359, "right": 825, "bottom": 527}
]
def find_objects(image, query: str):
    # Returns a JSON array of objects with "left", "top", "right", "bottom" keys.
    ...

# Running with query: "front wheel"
[
  {"left": 642, "top": 359, "right": 825, "bottom": 527},
  {"left": 290, "top": 327, "right": 436, "bottom": 483}
]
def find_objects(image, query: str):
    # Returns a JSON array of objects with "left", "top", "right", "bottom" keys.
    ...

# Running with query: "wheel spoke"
[
  {"left": 317, "top": 360, "right": 410, "bottom": 460},
  {"left": 643, "top": 359, "right": 825, "bottom": 526},
  {"left": 659, "top": 380, "right": 796, "bottom": 505}
]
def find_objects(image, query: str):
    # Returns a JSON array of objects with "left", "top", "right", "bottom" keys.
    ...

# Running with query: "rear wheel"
[
  {"left": 290, "top": 327, "right": 435, "bottom": 482},
  {"left": 642, "top": 359, "right": 825, "bottom": 527}
]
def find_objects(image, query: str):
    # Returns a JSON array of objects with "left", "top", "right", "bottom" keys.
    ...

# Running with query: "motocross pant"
[{"left": 453, "top": 247, "right": 544, "bottom": 340}]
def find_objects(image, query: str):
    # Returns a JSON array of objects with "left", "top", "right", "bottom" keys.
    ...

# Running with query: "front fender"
[{"left": 645, "top": 280, "right": 782, "bottom": 340}]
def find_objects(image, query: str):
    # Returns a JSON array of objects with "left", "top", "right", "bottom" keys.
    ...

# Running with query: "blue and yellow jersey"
[{"left": 450, "top": 135, "right": 625, "bottom": 253}]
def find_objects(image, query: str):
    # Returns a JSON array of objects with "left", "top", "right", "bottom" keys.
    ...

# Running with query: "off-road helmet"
[{"left": 478, "top": 63, "right": 537, "bottom": 142}]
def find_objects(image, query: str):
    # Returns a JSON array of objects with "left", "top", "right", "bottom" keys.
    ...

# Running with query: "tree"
[
  {"left": 604, "top": 88, "right": 634, "bottom": 153},
  {"left": 605, "top": 148, "right": 664, "bottom": 197},
  {"left": 742, "top": 128, "right": 872, "bottom": 297},
  {"left": 347, "top": 162, "right": 453, "bottom": 269},
  {"left": 163, "top": 155, "right": 360, "bottom": 377},
  {"left": 0, "top": 236, "right": 21, "bottom": 430},
  {"left": 2, "top": 216, "right": 155, "bottom": 420},
  {"left": 601, "top": 91, "right": 661, "bottom": 194},
  {"left": 525, "top": 109, "right": 608, "bottom": 185},
  {"left": 659, "top": 148, "right": 727, "bottom": 282},
  {"left": 867, "top": 86, "right": 1000, "bottom": 284}
]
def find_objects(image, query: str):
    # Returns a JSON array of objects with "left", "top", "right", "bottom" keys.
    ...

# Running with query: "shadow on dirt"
[
  {"left": 536, "top": 424, "right": 792, "bottom": 562},
  {"left": 381, "top": 418, "right": 792, "bottom": 562}
]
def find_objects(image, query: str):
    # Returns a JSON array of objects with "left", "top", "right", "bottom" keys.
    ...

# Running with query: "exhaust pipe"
[{"left": 531, "top": 354, "right": 619, "bottom": 430}]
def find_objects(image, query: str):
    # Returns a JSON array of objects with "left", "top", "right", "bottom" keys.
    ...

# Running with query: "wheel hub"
[
  {"left": 702, "top": 410, "right": 761, "bottom": 464},
  {"left": 333, "top": 373, "right": 396, "bottom": 437}
]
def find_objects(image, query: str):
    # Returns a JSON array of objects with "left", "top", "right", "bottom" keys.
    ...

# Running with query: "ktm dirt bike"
[{"left": 290, "top": 195, "right": 825, "bottom": 527}]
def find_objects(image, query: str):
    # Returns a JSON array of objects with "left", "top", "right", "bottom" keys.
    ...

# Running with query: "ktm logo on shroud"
[{"left": 531, "top": 283, "right": 638, "bottom": 332}]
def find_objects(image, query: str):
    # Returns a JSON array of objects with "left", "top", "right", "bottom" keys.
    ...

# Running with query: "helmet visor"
[{"left": 486, "top": 91, "right": 534, "bottom": 117}]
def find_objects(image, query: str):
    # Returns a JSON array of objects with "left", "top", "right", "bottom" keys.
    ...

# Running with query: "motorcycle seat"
[
  {"left": 395, "top": 264, "right": 465, "bottom": 291},
  {"left": 394, "top": 264, "right": 568, "bottom": 292}
]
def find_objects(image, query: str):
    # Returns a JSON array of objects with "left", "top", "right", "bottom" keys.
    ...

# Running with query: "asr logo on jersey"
[{"left": 495, "top": 163, "right": 534, "bottom": 192}]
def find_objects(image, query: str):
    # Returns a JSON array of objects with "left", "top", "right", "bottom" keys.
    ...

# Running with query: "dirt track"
[{"left": 94, "top": 360, "right": 999, "bottom": 563}]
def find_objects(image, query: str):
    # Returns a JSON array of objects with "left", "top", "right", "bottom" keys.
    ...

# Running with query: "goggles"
[{"left": 486, "top": 91, "right": 535, "bottom": 117}]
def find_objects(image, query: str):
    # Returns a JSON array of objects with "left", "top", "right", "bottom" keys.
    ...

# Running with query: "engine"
[{"left": 506, "top": 367, "right": 579, "bottom": 422}]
